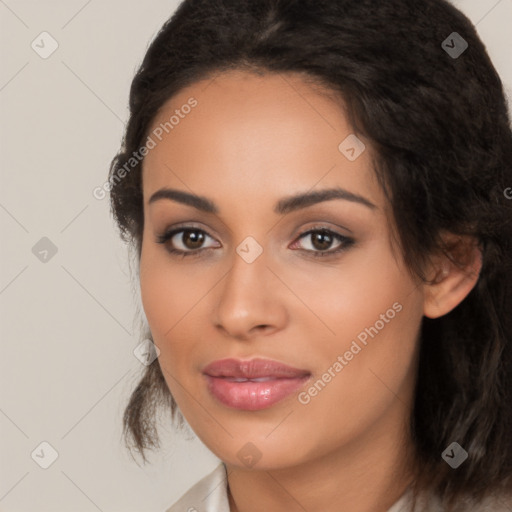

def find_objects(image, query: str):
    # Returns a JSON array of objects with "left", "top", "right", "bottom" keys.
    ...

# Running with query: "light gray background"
[{"left": 1, "top": 1, "right": 511, "bottom": 511}]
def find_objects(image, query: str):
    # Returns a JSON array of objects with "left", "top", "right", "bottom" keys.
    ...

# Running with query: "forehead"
[{"left": 141, "top": 70, "right": 382, "bottom": 212}]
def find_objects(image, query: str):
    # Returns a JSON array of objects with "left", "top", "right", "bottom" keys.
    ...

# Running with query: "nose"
[{"left": 212, "top": 245, "right": 288, "bottom": 341}]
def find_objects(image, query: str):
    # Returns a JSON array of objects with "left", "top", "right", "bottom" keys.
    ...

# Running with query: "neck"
[{"left": 225, "top": 404, "right": 415, "bottom": 512}]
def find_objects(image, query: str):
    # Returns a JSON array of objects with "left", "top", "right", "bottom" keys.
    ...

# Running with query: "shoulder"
[
  {"left": 466, "top": 493, "right": 512, "bottom": 512},
  {"left": 388, "top": 486, "right": 512, "bottom": 512},
  {"left": 164, "top": 463, "right": 230, "bottom": 512}
]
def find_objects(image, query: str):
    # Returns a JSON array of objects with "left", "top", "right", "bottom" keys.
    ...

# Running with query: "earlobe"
[{"left": 423, "top": 236, "right": 483, "bottom": 319}]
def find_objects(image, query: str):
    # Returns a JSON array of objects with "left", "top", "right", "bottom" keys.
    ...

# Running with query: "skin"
[{"left": 139, "top": 70, "right": 482, "bottom": 512}]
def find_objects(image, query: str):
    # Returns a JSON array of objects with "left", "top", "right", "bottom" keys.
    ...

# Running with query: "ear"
[{"left": 423, "top": 234, "right": 483, "bottom": 319}]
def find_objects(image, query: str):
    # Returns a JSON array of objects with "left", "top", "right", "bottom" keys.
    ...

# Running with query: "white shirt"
[
  {"left": 163, "top": 463, "right": 424, "bottom": 511},
  {"left": 164, "top": 463, "right": 512, "bottom": 512}
]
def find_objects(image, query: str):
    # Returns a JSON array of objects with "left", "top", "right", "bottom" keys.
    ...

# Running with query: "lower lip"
[{"left": 205, "top": 375, "right": 310, "bottom": 410}]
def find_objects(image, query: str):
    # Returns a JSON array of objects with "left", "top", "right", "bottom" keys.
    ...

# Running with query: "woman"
[{"left": 108, "top": 0, "right": 512, "bottom": 510}]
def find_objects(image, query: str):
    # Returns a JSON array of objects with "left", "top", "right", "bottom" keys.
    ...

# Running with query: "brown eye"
[
  {"left": 310, "top": 231, "right": 334, "bottom": 251},
  {"left": 180, "top": 229, "right": 205, "bottom": 250},
  {"left": 290, "top": 228, "right": 354, "bottom": 258},
  {"left": 156, "top": 227, "right": 220, "bottom": 257}
]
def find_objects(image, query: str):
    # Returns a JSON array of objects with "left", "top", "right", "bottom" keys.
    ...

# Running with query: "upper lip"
[{"left": 203, "top": 358, "right": 310, "bottom": 379}]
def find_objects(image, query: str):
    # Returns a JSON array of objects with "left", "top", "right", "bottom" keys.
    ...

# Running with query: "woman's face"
[{"left": 139, "top": 70, "right": 425, "bottom": 470}]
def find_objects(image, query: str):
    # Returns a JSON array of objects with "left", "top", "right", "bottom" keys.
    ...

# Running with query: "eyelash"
[{"left": 156, "top": 225, "right": 355, "bottom": 259}]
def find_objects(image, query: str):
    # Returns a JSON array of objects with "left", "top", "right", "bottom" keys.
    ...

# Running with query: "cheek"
[
  {"left": 139, "top": 244, "right": 216, "bottom": 385},
  {"left": 139, "top": 258, "right": 196, "bottom": 400},
  {"left": 291, "top": 294, "right": 421, "bottom": 461},
  {"left": 287, "top": 240, "right": 418, "bottom": 352},
  {"left": 293, "top": 241, "right": 422, "bottom": 407},
  {"left": 139, "top": 245, "right": 190, "bottom": 346},
  {"left": 139, "top": 240, "right": 201, "bottom": 331}
]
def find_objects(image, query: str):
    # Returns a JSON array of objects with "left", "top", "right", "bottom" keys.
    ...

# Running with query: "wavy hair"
[{"left": 108, "top": 0, "right": 512, "bottom": 508}]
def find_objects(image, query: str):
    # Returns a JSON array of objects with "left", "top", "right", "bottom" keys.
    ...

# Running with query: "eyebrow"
[{"left": 147, "top": 186, "right": 377, "bottom": 214}]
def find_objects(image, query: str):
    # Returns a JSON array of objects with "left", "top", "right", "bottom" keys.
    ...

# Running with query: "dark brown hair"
[{"left": 109, "top": 0, "right": 512, "bottom": 508}]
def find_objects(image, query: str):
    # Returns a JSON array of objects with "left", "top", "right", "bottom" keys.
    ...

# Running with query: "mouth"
[{"left": 202, "top": 358, "right": 311, "bottom": 411}]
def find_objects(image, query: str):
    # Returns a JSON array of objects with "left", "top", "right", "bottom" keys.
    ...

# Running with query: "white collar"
[{"left": 164, "top": 463, "right": 421, "bottom": 512}]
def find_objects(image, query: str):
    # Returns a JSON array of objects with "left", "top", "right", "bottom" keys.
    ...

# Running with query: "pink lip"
[{"left": 202, "top": 358, "right": 311, "bottom": 411}]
